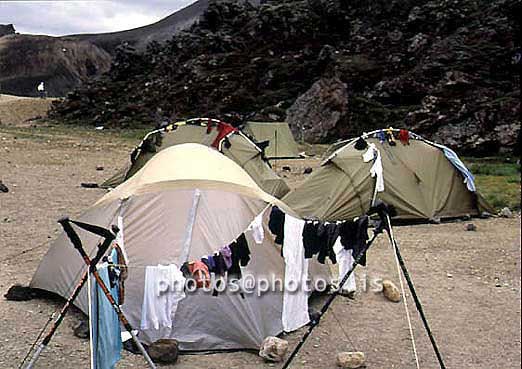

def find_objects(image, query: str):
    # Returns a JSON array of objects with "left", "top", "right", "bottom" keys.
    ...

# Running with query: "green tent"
[
  {"left": 243, "top": 121, "right": 301, "bottom": 159},
  {"left": 283, "top": 129, "right": 494, "bottom": 222},
  {"left": 102, "top": 118, "right": 291, "bottom": 198}
]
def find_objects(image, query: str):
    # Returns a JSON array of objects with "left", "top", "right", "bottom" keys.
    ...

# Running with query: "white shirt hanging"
[
  {"left": 247, "top": 212, "right": 264, "bottom": 244},
  {"left": 333, "top": 237, "right": 356, "bottom": 293},
  {"left": 363, "top": 143, "right": 384, "bottom": 192},
  {"left": 140, "top": 264, "right": 186, "bottom": 330},
  {"left": 282, "top": 214, "right": 310, "bottom": 332}
]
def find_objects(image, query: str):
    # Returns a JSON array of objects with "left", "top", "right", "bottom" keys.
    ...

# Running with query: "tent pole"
[
  {"left": 384, "top": 214, "right": 447, "bottom": 369},
  {"left": 58, "top": 219, "right": 157, "bottom": 369}
]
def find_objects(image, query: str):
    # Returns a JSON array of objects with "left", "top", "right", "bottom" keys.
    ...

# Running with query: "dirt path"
[{"left": 0, "top": 127, "right": 520, "bottom": 369}]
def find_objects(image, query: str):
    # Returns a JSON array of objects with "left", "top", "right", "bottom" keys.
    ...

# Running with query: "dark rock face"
[
  {"left": 0, "top": 24, "right": 16, "bottom": 37},
  {"left": 51, "top": 0, "right": 519, "bottom": 155},
  {"left": 286, "top": 77, "right": 349, "bottom": 143}
]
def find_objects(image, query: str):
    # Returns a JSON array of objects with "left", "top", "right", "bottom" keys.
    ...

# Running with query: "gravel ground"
[{"left": 0, "top": 127, "right": 520, "bottom": 369}]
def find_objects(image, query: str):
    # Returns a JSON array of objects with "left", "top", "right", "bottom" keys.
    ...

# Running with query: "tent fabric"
[
  {"left": 101, "top": 119, "right": 290, "bottom": 199},
  {"left": 243, "top": 121, "right": 301, "bottom": 159},
  {"left": 31, "top": 144, "right": 327, "bottom": 351},
  {"left": 283, "top": 130, "right": 494, "bottom": 222}
]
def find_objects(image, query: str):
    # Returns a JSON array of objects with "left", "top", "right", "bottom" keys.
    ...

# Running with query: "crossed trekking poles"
[{"left": 21, "top": 218, "right": 156, "bottom": 369}]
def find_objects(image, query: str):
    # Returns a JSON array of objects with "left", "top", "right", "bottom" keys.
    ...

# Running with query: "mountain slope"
[
  {"left": 0, "top": 0, "right": 212, "bottom": 96},
  {"left": 66, "top": 0, "right": 210, "bottom": 52},
  {"left": 0, "top": 34, "right": 112, "bottom": 97}
]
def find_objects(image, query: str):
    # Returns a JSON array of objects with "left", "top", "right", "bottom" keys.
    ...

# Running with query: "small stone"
[
  {"left": 336, "top": 351, "right": 365, "bottom": 368},
  {"left": 447, "top": 273, "right": 453, "bottom": 278},
  {"left": 465, "top": 223, "right": 477, "bottom": 231},
  {"left": 303, "top": 167, "right": 313, "bottom": 174},
  {"left": 96, "top": 165, "right": 104, "bottom": 171},
  {"left": 0, "top": 180, "right": 8, "bottom": 193},
  {"left": 499, "top": 207, "right": 513, "bottom": 218},
  {"left": 147, "top": 339, "right": 179, "bottom": 364},
  {"left": 259, "top": 336, "right": 289, "bottom": 362},
  {"left": 282, "top": 166, "right": 291, "bottom": 172},
  {"left": 382, "top": 280, "right": 401, "bottom": 302}
]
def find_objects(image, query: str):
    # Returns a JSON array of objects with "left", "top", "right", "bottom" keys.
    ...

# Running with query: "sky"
[{"left": 0, "top": 0, "right": 197, "bottom": 36}]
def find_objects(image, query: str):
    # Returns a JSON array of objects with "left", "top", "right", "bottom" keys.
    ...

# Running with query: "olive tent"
[
  {"left": 102, "top": 118, "right": 291, "bottom": 198},
  {"left": 243, "top": 121, "right": 301, "bottom": 159},
  {"left": 283, "top": 129, "right": 494, "bottom": 222},
  {"left": 31, "top": 144, "right": 328, "bottom": 350}
]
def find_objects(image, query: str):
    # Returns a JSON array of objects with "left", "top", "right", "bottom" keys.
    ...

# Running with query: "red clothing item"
[
  {"left": 211, "top": 122, "right": 237, "bottom": 148},
  {"left": 399, "top": 129, "right": 410, "bottom": 145},
  {"left": 188, "top": 260, "right": 211, "bottom": 288}
]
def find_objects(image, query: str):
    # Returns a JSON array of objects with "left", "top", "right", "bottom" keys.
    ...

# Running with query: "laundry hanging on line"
[
  {"left": 267, "top": 209, "right": 371, "bottom": 267},
  {"left": 140, "top": 264, "right": 186, "bottom": 331},
  {"left": 333, "top": 237, "right": 357, "bottom": 293}
]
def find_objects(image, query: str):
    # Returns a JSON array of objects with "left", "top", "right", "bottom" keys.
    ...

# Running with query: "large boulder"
[{"left": 286, "top": 76, "right": 349, "bottom": 143}]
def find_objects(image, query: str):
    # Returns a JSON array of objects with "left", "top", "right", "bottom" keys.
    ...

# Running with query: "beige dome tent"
[
  {"left": 31, "top": 144, "right": 328, "bottom": 350},
  {"left": 243, "top": 121, "right": 301, "bottom": 159},
  {"left": 102, "top": 118, "right": 291, "bottom": 198},
  {"left": 283, "top": 129, "right": 494, "bottom": 222}
]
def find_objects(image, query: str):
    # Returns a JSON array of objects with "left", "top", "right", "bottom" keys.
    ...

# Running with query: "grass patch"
[
  {"left": 0, "top": 122, "right": 150, "bottom": 146},
  {"left": 465, "top": 158, "right": 521, "bottom": 211}
]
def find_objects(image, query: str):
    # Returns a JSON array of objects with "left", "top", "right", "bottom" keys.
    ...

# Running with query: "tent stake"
[{"left": 384, "top": 214, "right": 447, "bottom": 369}]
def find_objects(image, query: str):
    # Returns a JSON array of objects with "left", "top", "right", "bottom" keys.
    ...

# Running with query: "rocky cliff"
[{"left": 50, "top": 0, "right": 520, "bottom": 154}]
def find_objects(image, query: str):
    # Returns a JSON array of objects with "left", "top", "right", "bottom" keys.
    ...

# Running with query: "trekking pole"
[
  {"left": 23, "top": 221, "right": 116, "bottom": 369},
  {"left": 59, "top": 218, "right": 157, "bottom": 369},
  {"left": 383, "top": 214, "right": 447, "bottom": 369},
  {"left": 281, "top": 216, "right": 385, "bottom": 369}
]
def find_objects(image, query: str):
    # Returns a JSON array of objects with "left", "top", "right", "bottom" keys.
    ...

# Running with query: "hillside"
[
  {"left": 0, "top": 34, "right": 112, "bottom": 97},
  {"left": 0, "top": 1, "right": 211, "bottom": 97},
  {"left": 51, "top": 0, "right": 520, "bottom": 155}
]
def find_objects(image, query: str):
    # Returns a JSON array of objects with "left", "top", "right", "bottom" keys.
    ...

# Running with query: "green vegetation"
[
  {"left": 466, "top": 158, "right": 521, "bottom": 211},
  {"left": 0, "top": 122, "right": 149, "bottom": 145}
]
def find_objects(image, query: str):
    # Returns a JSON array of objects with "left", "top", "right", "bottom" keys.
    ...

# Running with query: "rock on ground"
[
  {"left": 336, "top": 351, "right": 365, "bottom": 368},
  {"left": 147, "top": 339, "right": 179, "bottom": 364},
  {"left": 259, "top": 336, "right": 289, "bottom": 362},
  {"left": 382, "top": 279, "right": 401, "bottom": 303}
]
